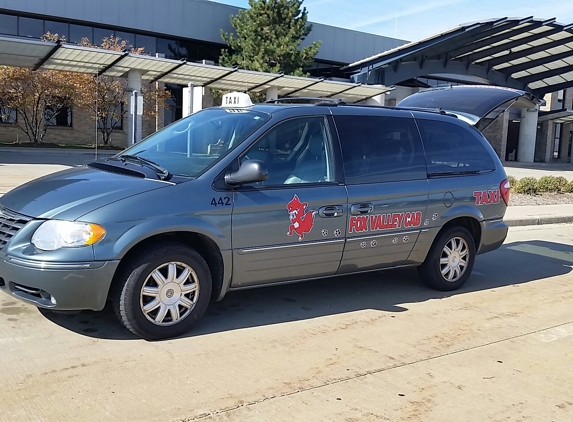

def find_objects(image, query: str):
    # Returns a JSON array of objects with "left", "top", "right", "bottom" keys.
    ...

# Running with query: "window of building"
[
  {"left": 554, "top": 123, "right": 562, "bottom": 159},
  {"left": 115, "top": 31, "right": 135, "bottom": 46},
  {"left": 164, "top": 84, "right": 182, "bottom": 125},
  {"left": 157, "top": 38, "right": 180, "bottom": 59},
  {"left": 306, "top": 61, "right": 345, "bottom": 79},
  {"left": 558, "top": 90, "right": 565, "bottom": 104},
  {"left": 0, "top": 13, "right": 18, "bottom": 36},
  {"left": 0, "top": 101, "right": 17, "bottom": 124},
  {"left": 99, "top": 103, "right": 123, "bottom": 130},
  {"left": 44, "top": 20, "right": 69, "bottom": 40},
  {"left": 93, "top": 27, "right": 114, "bottom": 45},
  {"left": 242, "top": 117, "right": 335, "bottom": 186},
  {"left": 335, "top": 115, "right": 426, "bottom": 184},
  {"left": 69, "top": 24, "right": 92, "bottom": 43},
  {"left": 135, "top": 34, "right": 156, "bottom": 55},
  {"left": 19, "top": 17, "right": 44, "bottom": 38},
  {"left": 157, "top": 37, "right": 221, "bottom": 62},
  {"left": 45, "top": 105, "right": 73, "bottom": 127},
  {"left": 416, "top": 119, "right": 496, "bottom": 175}
]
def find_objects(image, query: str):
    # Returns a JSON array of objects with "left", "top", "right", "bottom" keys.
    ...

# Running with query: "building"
[
  {"left": 1, "top": 4, "right": 572, "bottom": 164},
  {"left": 345, "top": 18, "right": 573, "bottom": 164},
  {"left": 0, "top": 0, "right": 406, "bottom": 147}
]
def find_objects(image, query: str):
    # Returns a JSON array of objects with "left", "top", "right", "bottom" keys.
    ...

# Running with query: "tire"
[
  {"left": 417, "top": 226, "right": 476, "bottom": 291},
  {"left": 112, "top": 242, "right": 212, "bottom": 340}
]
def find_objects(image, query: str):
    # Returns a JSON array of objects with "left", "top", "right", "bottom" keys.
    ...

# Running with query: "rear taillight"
[{"left": 500, "top": 178, "right": 510, "bottom": 206}]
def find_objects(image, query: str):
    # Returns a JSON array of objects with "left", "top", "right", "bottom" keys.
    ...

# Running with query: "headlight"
[{"left": 31, "top": 220, "right": 106, "bottom": 251}]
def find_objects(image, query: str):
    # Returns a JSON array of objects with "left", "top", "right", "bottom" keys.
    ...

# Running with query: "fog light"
[{"left": 50, "top": 295, "right": 57, "bottom": 305}]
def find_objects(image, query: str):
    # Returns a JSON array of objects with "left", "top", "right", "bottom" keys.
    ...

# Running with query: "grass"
[{"left": 0, "top": 141, "right": 123, "bottom": 150}]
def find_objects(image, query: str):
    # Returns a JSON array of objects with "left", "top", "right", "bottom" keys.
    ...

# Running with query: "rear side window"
[
  {"left": 334, "top": 115, "right": 427, "bottom": 184},
  {"left": 416, "top": 119, "right": 496, "bottom": 176}
]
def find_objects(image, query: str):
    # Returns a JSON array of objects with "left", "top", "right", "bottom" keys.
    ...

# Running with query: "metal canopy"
[
  {"left": 538, "top": 109, "right": 573, "bottom": 123},
  {"left": 0, "top": 35, "right": 391, "bottom": 103},
  {"left": 345, "top": 17, "right": 573, "bottom": 98}
]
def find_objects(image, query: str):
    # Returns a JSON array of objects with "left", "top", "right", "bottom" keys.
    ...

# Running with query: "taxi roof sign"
[{"left": 221, "top": 92, "right": 254, "bottom": 108}]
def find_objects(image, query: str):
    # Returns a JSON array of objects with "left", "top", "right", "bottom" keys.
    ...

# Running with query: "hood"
[
  {"left": 0, "top": 166, "right": 169, "bottom": 220},
  {"left": 397, "top": 85, "right": 542, "bottom": 131}
]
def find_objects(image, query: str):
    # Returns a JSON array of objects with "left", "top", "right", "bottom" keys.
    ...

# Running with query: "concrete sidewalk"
[
  {"left": 502, "top": 162, "right": 573, "bottom": 226},
  {"left": 504, "top": 204, "right": 573, "bottom": 227}
]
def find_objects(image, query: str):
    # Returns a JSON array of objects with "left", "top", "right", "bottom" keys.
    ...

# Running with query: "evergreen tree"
[{"left": 220, "top": 0, "right": 321, "bottom": 77}]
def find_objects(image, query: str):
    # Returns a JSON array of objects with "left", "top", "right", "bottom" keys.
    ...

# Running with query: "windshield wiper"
[
  {"left": 113, "top": 154, "right": 172, "bottom": 181},
  {"left": 428, "top": 170, "right": 487, "bottom": 177}
]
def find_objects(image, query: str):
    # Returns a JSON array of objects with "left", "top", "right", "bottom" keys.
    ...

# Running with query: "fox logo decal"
[{"left": 287, "top": 194, "right": 316, "bottom": 240}]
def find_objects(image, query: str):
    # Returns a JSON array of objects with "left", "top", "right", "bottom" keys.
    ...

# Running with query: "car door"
[
  {"left": 230, "top": 115, "right": 348, "bottom": 288},
  {"left": 332, "top": 109, "right": 430, "bottom": 273}
]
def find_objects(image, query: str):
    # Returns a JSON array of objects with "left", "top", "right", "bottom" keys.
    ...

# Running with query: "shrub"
[
  {"left": 556, "top": 176, "right": 569, "bottom": 192},
  {"left": 536, "top": 176, "right": 561, "bottom": 193},
  {"left": 514, "top": 177, "right": 538, "bottom": 194},
  {"left": 563, "top": 180, "right": 573, "bottom": 193}
]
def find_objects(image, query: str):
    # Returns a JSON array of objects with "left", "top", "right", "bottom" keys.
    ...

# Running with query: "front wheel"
[
  {"left": 113, "top": 242, "right": 212, "bottom": 340},
  {"left": 417, "top": 226, "right": 476, "bottom": 291}
]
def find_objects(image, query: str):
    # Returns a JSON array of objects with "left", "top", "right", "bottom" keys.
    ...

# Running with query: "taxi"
[{"left": 0, "top": 87, "right": 534, "bottom": 340}]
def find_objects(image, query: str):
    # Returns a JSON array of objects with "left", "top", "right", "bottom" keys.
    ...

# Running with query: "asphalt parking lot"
[{"left": 1, "top": 224, "right": 573, "bottom": 421}]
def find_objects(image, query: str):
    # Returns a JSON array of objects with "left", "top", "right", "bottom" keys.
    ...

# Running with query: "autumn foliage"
[
  {"left": 0, "top": 65, "right": 83, "bottom": 143},
  {"left": 0, "top": 33, "right": 171, "bottom": 145}
]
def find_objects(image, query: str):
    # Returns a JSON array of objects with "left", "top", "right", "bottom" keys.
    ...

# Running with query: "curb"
[{"left": 505, "top": 216, "right": 573, "bottom": 227}]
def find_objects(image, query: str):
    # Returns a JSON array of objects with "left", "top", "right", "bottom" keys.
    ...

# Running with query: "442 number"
[{"left": 211, "top": 196, "right": 231, "bottom": 207}]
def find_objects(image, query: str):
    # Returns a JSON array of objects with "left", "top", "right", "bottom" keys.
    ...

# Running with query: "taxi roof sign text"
[{"left": 221, "top": 92, "right": 254, "bottom": 108}]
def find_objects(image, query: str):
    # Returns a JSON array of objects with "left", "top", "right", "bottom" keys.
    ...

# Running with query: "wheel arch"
[
  {"left": 439, "top": 216, "right": 482, "bottom": 251},
  {"left": 109, "top": 231, "right": 225, "bottom": 302},
  {"left": 417, "top": 216, "right": 480, "bottom": 291}
]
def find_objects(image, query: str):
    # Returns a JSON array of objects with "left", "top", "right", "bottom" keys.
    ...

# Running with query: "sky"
[{"left": 208, "top": 0, "right": 573, "bottom": 42}]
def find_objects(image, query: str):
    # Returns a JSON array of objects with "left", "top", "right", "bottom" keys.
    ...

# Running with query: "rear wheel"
[
  {"left": 113, "top": 242, "right": 212, "bottom": 340},
  {"left": 417, "top": 226, "right": 475, "bottom": 291}
]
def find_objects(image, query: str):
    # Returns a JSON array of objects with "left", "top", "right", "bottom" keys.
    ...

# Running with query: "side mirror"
[{"left": 225, "top": 160, "right": 268, "bottom": 186}]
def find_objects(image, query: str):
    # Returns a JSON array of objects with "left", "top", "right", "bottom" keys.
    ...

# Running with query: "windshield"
[{"left": 117, "top": 108, "right": 270, "bottom": 178}]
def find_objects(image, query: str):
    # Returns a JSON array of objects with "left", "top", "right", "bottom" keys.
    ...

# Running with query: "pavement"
[
  {"left": 2, "top": 147, "right": 573, "bottom": 227},
  {"left": 2, "top": 223, "right": 573, "bottom": 421}
]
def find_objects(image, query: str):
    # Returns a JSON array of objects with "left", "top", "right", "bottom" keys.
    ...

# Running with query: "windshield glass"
[{"left": 117, "top": 108, "right": 270, "bottom": 178}]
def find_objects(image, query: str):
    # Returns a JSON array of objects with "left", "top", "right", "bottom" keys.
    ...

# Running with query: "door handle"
[
  {"left": 350, "top": 203, "right": 373, "bottom": 215},
  {"left": 318, "top": 205, "right": 344, "bottom": 218}
]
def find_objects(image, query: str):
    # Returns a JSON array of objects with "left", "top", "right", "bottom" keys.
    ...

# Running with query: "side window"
[
  {"left": 416, "top": 119, "right": 496, "bottom": 176},
  {"left": 242, "top": 117, "right": 335, "bottom": 186},
  {"left": 334, "top": 115, "right": 426, "bottom": 184}
]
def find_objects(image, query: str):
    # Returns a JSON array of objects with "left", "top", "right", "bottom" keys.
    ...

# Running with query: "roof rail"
[{"left": 265, "top": 97, "right": 344, "bottom": 105}]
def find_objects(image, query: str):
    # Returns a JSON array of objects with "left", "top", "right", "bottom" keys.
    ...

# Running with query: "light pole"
[{"left": 94, "top": 70, "right": 99, "bottom": 160}]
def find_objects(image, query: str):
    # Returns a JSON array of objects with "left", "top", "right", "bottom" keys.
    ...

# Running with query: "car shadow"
[{"left": 39, "top": 239, "right": 573, "bottom": 341}]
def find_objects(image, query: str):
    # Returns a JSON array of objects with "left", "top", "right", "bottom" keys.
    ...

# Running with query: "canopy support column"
[
  {"left": 517, "top": 107, "right": 538, "bottom": 163},
  {"left": 127, "top": 70, "right": 143, "bottom": 145}
]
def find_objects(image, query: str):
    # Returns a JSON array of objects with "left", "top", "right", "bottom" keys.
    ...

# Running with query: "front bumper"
[
  {"left": 0, "top": 253, "right": 120, "bottom": 311},
  {"left": 477, "top": 218, "right": 509, "bottom": 255}
]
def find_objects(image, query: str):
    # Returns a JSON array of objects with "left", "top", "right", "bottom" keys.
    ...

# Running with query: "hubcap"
[
  {"left": 139, "top": 261, "right": 199, "bottom": 326},
  {"left": 439, "top": 237, "right": 469, "bottom": 282}
]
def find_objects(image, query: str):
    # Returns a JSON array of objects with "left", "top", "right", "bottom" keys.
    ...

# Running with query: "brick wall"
[
  {"left": 482, "top": 111, "right": 509, "bottom": 161},
  {"left": 535, "top": 120, "right": 553, "bottom": 162},
  {"left": 0, "top": 104, "right": 165, "bottom": 148}
]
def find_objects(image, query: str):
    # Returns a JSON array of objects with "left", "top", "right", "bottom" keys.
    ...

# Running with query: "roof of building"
[
  {"left": 0, "top": 0, "right": 407, "bottom": 65},
  {"left": 539, "top": 109, "right": 573, "bottom": 124},
  {"left": 0, "top": 35, "right": 391, "bottom": 103},
  {"left": 345, "top": 17, "right": 573, "bottom": 97}
]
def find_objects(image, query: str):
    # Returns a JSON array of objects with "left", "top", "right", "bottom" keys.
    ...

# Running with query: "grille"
[{"left": 0, "top": 207, "right": 32, "bottom": 251}]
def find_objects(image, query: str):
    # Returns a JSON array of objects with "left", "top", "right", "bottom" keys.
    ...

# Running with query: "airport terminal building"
[
  {"left": 0, "top": 1, "right": 572, "bottom": 164},
  {"left": 0, "top": 0, "right": 405, "bottom": 144}
]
